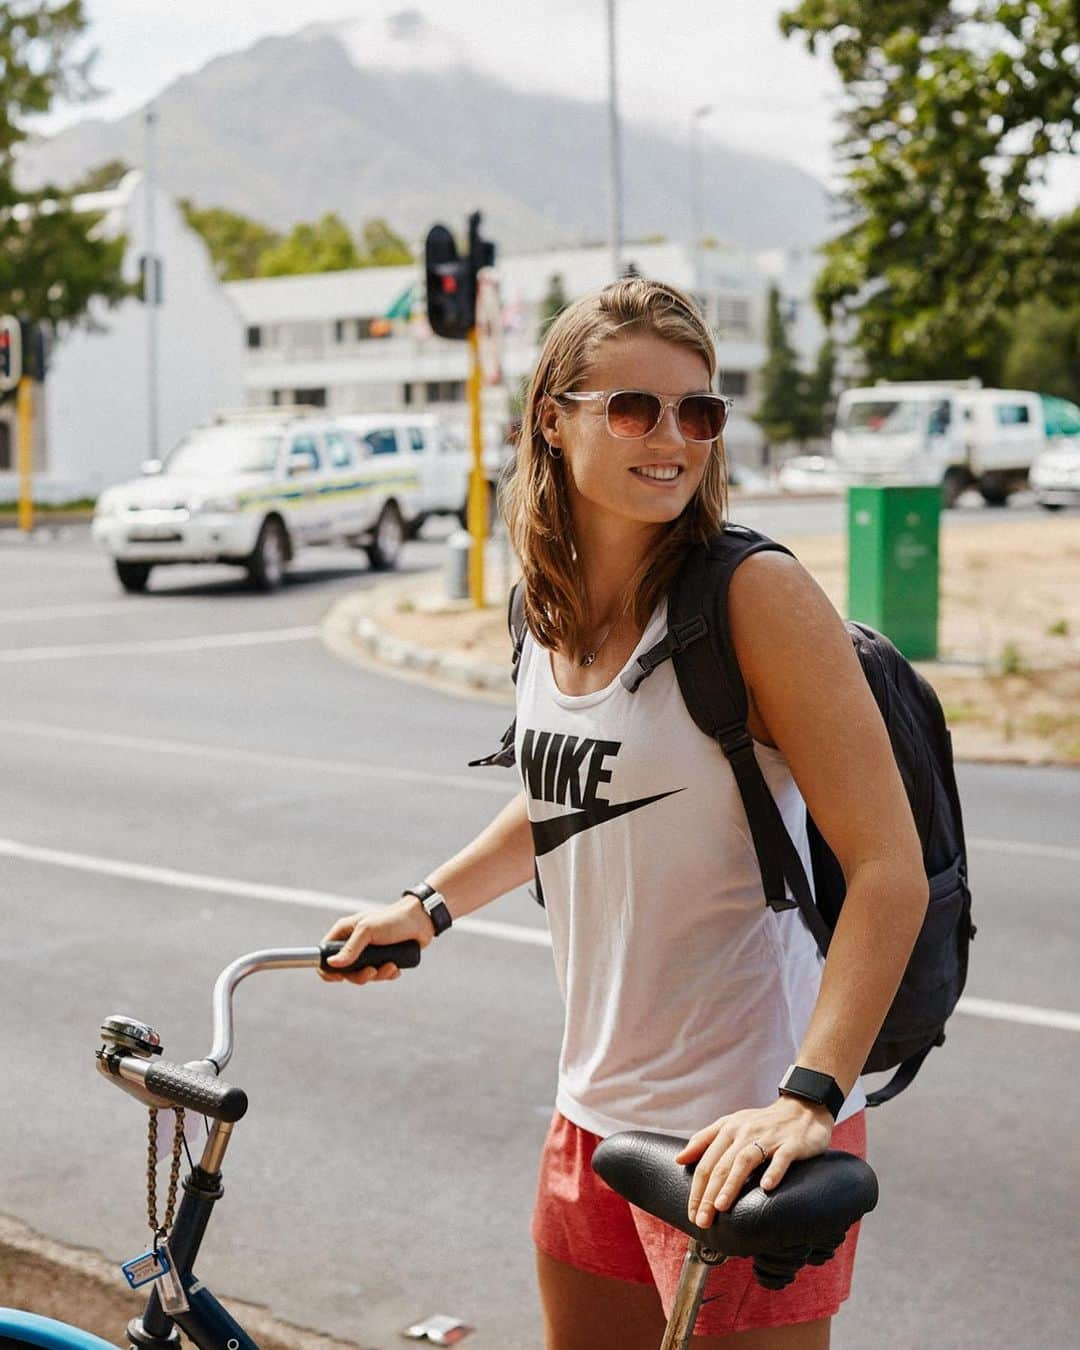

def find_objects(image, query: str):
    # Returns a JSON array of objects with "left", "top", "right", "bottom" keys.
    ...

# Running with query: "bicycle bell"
[{"left": 100, "top": 1014, "right": 163, "bottom": 1059}]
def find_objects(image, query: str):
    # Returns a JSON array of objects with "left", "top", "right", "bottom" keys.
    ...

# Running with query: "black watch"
[
  {"left": 778, "top": 1065, "right": 845, "bottom": 1121},
  {"left": 402, "top": 882, "right": 452, "bottom": 937}
]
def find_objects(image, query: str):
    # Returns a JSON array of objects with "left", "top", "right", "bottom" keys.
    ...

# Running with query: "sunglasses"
[{"left": 558, "top": 389, "right": 732, "bottom": 443}]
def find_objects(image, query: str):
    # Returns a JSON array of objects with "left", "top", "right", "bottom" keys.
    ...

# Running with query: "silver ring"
[{"left": 750, "top": 1139, "right": 768, "bottom": 1162}]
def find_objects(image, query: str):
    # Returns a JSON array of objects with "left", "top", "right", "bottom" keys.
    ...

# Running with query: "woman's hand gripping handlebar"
[{"left": 319, "top": 893, "right": 434, "bottom": 985}]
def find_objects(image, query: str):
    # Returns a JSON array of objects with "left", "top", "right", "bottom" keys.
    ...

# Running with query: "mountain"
[{"left": 14, "top": 21, "right": 830, "bottom": 255}]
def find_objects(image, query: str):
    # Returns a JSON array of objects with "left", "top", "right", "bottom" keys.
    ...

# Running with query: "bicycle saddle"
[{"left": 592, "top": 1133, "right": 878, "bottom": 1290}]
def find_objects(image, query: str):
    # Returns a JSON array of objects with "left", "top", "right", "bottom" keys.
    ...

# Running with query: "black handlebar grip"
[
  {"left": 319, "top": 940, "right": 422, "bottom": 974},
  {"left": 144, "top": 1060, "right": 248, "bottom": 1122}
]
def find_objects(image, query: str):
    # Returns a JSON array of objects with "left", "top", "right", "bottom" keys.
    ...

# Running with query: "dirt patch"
[
  {"left": 0, "top": 1217, "right": 363, "bottom": 1349},
  {"left": 355, "top": 514, "right": 1080, "bottom": 765}
]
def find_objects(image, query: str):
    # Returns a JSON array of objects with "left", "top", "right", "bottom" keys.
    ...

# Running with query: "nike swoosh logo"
[{"left": 530, "top": 789, "right": 685, "bottom": 856}]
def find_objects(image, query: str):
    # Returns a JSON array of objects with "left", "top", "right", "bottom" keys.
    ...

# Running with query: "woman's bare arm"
[
  {"left": 729, "top": 550, "right": 928, "bottom": 1095},
  {"left": 426, "top": 789, "right": 536, "bottom": 920}
]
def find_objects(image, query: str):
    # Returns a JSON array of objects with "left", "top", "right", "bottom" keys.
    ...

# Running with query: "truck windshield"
[
  {"left": 838, "top": 400, "right": 930, "bottom": 436},
  {"left": 165, "top": 429, "right": 283, "bottom": 476}
]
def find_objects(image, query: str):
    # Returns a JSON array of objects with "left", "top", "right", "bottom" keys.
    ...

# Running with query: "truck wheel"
[
  {"left": 366, "top": 501, "right": 405, "bottom": 571},
  {"left": 978, "top": 475, "right": 1010, "bottom": 507},
  {"left": 247, "top": 517, "right": 289, "bottom": 591},
  {"left": 115, "top": 561, "right": 152, "bottom": 594},
  {"left": 941, "top": 468, "right": 970, "bottom": 509}
]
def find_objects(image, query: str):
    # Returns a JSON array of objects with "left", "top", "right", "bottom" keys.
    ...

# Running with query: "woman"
[{"left": 321, "top": 279, "right": 927, "bottom": 1348}]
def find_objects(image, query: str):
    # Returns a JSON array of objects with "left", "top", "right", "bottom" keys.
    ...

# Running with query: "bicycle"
[{"left": 0, "top": 942, "right": 878, "bottom": 1350}]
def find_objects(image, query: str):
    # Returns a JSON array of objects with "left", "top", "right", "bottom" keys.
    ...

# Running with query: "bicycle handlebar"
[{"left": 109, "top": 1055, "right": 249, "bottom": 1122}]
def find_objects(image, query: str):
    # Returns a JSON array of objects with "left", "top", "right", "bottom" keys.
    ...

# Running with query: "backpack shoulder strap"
[
  {"left": 467, "top": 583, "right": 524, "bottom": 770},
  {"left": 508, "top": 579, "right": 527, "bottom": 685},
  {"left": 627, "top": 525, "right": 831, "bottom": 950}
]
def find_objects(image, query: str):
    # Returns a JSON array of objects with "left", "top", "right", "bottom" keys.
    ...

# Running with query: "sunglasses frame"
[{"left": 557, "top": 389, "right": 733, "bottom": 443}]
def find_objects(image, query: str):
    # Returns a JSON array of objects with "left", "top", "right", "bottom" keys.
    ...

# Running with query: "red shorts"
[{"left": 531, "top": 1109, "right": 867, "bottom": 1338}]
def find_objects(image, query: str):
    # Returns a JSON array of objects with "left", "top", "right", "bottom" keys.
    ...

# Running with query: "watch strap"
[
  {"left": 402, "top": 882, "right": 452, "bottom": 937},
  {"left": 778, "top": 1065, "right": 845, "bottom": 1121}
]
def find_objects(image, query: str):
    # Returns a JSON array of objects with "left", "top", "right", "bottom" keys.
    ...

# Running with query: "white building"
[
  {"left": 225, "top": 240, "right": 791, "bottom": 427},
  {"left": 0, "top": 171, "right": 244, "bottom": 500}
]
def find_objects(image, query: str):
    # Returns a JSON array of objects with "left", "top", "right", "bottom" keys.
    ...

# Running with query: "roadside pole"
[
  {"left": 17, "top": 375, "right": 33, "bottom": 534},
  {"left": 467, "top": 326, "right": 487, "bottom": 606}
]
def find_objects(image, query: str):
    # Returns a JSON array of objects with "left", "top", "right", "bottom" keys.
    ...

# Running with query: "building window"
[
  {"left": 425, "top": 380, "right": 466, "bottom": 403},
  {"left": 718, "top": 370, "right": 748, "bottom": 398},
  {"left": 246, "top": 326, "right": 262, "bottom": 349},
  {"left": 274, "top": 388, "right": 326, "bottom": 408},
  {"left": 715, "top": 297, "right": 751, "bottom": 337},
  {"left": 0, "top": 421, "right": 10, "bottom": 471},
  {"left": 402, "top": 382, "right": 414, "bottom": 406},
  {"left": 334, "top": 320, "right": 347, "bottom": 344}
]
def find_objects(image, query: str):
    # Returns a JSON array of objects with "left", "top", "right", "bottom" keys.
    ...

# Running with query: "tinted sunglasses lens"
[
  {"left": 678, "top": 396, "right": 727, "bottom": 441},
  {"left": 606, "top": 391, "right": 661, "bottom": 438}
]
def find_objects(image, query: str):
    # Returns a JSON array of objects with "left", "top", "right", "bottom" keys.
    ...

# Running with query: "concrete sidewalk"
[{"left": 322, "top": 517, "right": 1080, "bottom": 764}]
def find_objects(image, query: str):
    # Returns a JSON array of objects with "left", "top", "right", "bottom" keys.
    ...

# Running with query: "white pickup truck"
[
  {"left": 831, "top": 382, "right": 1078, "bottom": 506},
  {"left": 92, "top": 410, "right": 507, "bottom": 593}
]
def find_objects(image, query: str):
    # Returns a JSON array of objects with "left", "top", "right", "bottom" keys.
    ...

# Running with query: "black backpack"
[{"left": 476, "top": 524, "right": 976, "bottom": 1107}]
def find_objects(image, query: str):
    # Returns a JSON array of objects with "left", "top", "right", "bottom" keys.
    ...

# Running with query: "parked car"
[
  {"left": 1029, "top": 397, "right": 1080, "bottom": 508},
  {"left": 831, "top": 382, "right": 1080, "bottom": 507},
  {"left": 337, "top": 412, "right": 508, "bottom": 536},
  {"left": 777, "top": 455, "right": 847, "bottom": 494},
  {"left": 92, "top": 411, "right": 412, "bottom": 593}
]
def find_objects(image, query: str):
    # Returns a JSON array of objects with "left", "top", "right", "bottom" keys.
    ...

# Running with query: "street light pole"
[
  {"left": 606, "top": 0, "right": 623, "bottom": 281},
  {"left": 690, "top": 105, "right": 714, "bottom": 312},
  {"left": 145, "top": 105, "right": 160, "bottom": 464}
]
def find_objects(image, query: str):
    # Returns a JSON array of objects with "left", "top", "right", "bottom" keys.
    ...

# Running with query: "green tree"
[
  {"left": 1002, "top": 300, "right": 1080, "bottom": 405},
  {"left": 799, "top": 336, "right": 837, "bottom": 440},
  {"left": 179, "top": 200, "right": 281, "bottom": 281},
  {"left": 538, "top": 272, "right": 569, "bottom": 342},
  {"left": 0, "top": 3, "right": 129, "bottom": 341},
  {"left": 358, "top": 217, "right": 413, "bottom": 266},
  {"left": 255, "top": 213, "right": 362, "bottom": 277},
  {"left": 780, "top": 1, "right": 1079, "bottom": 383},
  {"left": 755, "top": 286, "right": 805, "bottom": 446}
]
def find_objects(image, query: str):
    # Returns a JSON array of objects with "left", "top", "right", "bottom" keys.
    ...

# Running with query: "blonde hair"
[{"left": 500, "top": 276, "right": 728, "bottom": 658}]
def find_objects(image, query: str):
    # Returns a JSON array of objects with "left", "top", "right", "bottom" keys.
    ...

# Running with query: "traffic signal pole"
[
  {"left": 17, "top": 375, "right": 33, "bottom": 533},
  {"left": 466, "top": 326, "right": 487, "bottom": 606}
]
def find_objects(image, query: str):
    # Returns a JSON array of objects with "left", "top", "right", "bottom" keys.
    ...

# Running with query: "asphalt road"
[{"left": 1, "top": 513, "right": 1077, "bottom": 1350}]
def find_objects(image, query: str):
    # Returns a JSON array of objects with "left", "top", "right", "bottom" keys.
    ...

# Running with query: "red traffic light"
[{"left": 440, "top": 275, "right": 459, "bottom": 295}]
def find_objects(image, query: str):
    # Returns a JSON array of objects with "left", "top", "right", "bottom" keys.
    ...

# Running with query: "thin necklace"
[{"left": 581, "top": 619, "right": 616, "bottom": 668}]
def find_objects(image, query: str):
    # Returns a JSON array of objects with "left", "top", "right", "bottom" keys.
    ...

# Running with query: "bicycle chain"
[{"left": 147, "top": 1107, "right": 185, "bottom": 1241}]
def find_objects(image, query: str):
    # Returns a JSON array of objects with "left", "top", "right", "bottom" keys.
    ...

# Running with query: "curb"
[{"left": 322, "top": 589, "right": 514, "bottom": 706}]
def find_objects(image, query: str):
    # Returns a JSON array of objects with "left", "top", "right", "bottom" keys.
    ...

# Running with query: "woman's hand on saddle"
[
  {"left": 675, "top": 1095, "right": 834, "bottom": 1227},
  {"left": 318, "top": 896, "right": 435, "bottom": 985}
]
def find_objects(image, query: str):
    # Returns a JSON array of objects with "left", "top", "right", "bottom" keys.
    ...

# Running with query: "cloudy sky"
[{"left": 40, "top": 0, "right": 846, "bottom": 182}]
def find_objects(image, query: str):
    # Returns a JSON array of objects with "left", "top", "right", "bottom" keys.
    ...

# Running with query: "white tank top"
[{"left": 515, "top": 600, "right": 866, "bottom": 1138}]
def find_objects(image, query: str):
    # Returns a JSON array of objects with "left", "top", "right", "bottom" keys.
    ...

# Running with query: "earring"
[{"left": 546, "top": 442, "right": 563, "bottom": 460}]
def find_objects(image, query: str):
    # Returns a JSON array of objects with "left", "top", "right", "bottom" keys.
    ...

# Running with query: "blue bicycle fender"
[{"left": 0, "top": 1308, "right": 117, "bottom": 1348}]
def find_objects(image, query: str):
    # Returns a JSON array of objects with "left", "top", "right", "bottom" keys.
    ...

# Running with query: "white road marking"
[
  {"left": 0, "top": 837, "right": 552, "bottom": 949},
  {"left": 0, "top": 718, "right": 514, "bottom": 796},
  {"left": 3, "top": 838, "right": 1078, "bottom": 1023},
  {"left": 956, "top": 997, "right": 1080, "bottom": 1033},
  {"left": 968, "top": 837, "right": 1080, "bottom": 865},
  {"left": 0, "top": 626, "right": 320, "bottom": 662},
  {"left": 0, "top": 601, "right": 154, "bottom": 622}
]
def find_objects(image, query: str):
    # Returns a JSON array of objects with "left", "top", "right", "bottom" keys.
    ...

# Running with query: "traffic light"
[
  {"left": 0, "top": 315, "right": 21, "bottom": 392},
  {"left": 424, "top": 212, "right": 496, "bottom": 341},
  {"left": 19, "top": 320, "right": 47, "bottom": 382}
]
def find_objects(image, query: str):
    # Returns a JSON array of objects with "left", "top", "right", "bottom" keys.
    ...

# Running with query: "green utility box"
[{"left": 847, "top": 484, "right": 941, "bottom": 661}]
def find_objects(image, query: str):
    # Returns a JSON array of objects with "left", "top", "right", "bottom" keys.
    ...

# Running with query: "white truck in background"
[{"left": 831, "top": 381, "right": 1080, "bottom": 506}]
